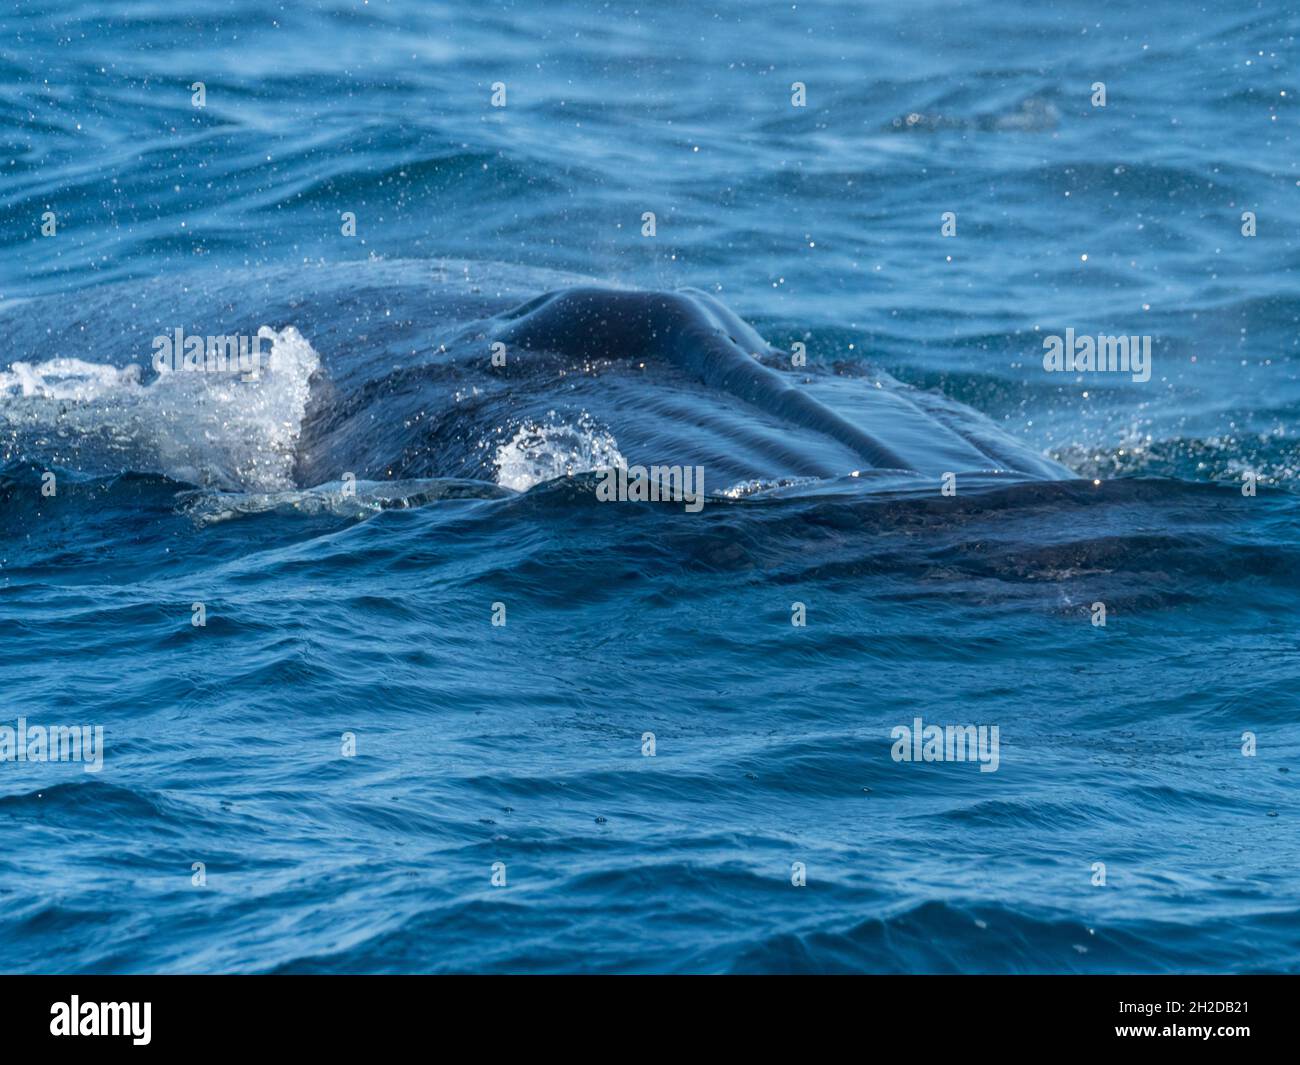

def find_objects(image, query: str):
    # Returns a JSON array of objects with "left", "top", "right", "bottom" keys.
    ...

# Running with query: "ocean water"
[{"left": 1, "top": 0, "right": 1299, "bottom": 974}]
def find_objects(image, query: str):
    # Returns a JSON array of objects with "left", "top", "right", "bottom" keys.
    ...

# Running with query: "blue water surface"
[{"left": 1, "top": 0, "right": 1299, "bottom": 973}]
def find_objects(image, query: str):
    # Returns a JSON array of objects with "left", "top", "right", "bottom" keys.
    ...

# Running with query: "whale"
[
  {"left": 292, "top": 275, "right": 1074, "bottom": 493},
  {"left": 0, "top": 260, "right": 1074, "bottom": 496}
]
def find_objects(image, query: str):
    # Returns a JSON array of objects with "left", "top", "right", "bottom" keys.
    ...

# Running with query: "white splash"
[
  {"left": 0, "top": 326, "right": 320, "bottom": 491},
  {"left": 0, "top": 357, "right": 141, "bottom": 401},
  {"left": 493, "top": 412, "right": 626, "bottom": 491}
]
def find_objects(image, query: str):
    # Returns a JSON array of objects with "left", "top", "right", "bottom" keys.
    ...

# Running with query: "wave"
[{"left": 726, "top": 900, "right": 1300, "bottom": 974}]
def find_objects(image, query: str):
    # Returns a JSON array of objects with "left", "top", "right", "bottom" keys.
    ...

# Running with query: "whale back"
[
  {"left": 481, "top": 284, "right": 1071, "bottom": 487},
  {"left": 0, "top": 260, "right": 1073, "bottom": 494}
]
